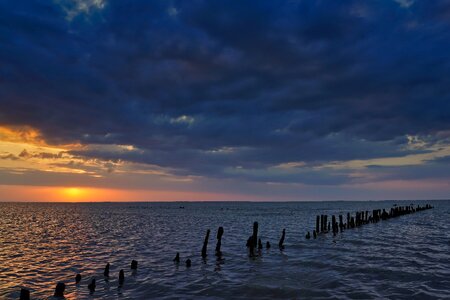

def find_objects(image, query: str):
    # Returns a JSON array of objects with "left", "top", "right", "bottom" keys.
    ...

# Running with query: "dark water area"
[{"left": 0, "top": 200, "right": 449, "bottom": 299}]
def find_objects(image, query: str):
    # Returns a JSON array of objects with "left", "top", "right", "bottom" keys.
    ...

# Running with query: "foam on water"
[{"left": 0, "top": 200, "right": 449, "bottom": 299}]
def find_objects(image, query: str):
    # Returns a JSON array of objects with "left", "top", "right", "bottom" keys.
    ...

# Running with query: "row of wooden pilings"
[
  {"left": 18, "top": 203, "right": 433, "bottom": 299},
  {"left": 306, "top": 204, "right": 434, "bottom": 239}
]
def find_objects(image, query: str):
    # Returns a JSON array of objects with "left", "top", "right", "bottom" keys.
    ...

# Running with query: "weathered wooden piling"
[
  {"left": 119, "top": 269, "right": 125, "bottom": 286},
  {"left": 347, "top": 212, "right": 350, "bottom": 228},
  {"left": 309, "top": 203, "right": 433, "bottom": 240},
  {"left": 278, "top": 229, "right": 285, "bottom": 250},
  {"left": 186, "top": 259, "right": 191, "bottom": 267},
  {"left": 19, "top": 288, "right": 30, "bottom": 300},
  {"left": 266, "top": 241, "right": 271, "bottom": 249},
  {"left": 75, "top": 273, "right": 81, "bottom": 284},
  {"left": 252, "top": 222, "right": 258, "bottom": 248},
  {"left": 201, "top": 229, "right": 210, "bottom": 258},
  {"left": 174, "top": 252, "right": 180, "bottom": 263},
  {"left": 258, "top": 238, "right": 263, "bottom": 249},
  {"left": 131, "top": 260, "right": 138, "bottom": 270},
  {"left": 88, "top": 278, "right": 96, "bottom": 293},
  {"left": 332, "top": 215, "right": 337, "bottom": 235},
  {"left": 103, "top": 263, "right": 110, "bottom": 277},
  {"left": 215, "top": 227, "right": 224, "bottom": 256},
  {"left": 54, "top": 282, "right": 65, "bottom": 298},
  {"left": 316, "top": 215, "right": 320, "bottom": 233}
]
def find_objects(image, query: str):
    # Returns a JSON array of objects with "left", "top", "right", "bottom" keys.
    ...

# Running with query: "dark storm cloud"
[{"left": 1, "top": 0, "right": 450, "bottom": 184}]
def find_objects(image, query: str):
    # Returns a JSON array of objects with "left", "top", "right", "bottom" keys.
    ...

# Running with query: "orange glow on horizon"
[{"left": 0, "top": 185, "right": 263, "bottom": 202}]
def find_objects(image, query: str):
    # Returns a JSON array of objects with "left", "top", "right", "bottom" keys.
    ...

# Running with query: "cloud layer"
[{"left": 1, "top": 0, "right": 450, "bottom": 199}]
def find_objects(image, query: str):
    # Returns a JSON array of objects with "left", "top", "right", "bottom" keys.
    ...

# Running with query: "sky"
[{"left": 0, "top": 0, "right": 450, "bottom": 201}]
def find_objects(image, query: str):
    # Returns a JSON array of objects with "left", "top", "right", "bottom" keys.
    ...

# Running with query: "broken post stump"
[
  {"left": 131, "top": 260, "right": 138, "bottom": 270},
  {"left": 20, "top": 288, "right": 30, "bottom": 300},
  {"left": 104, "top": 263, "right": 110, "bottom": 277},
  {"left": 54, "top": 282, "right": 65, "bottom": 298},
  {"left": 119, "top": 269, "right": 125, "bottom": 286},
  {"left": 88, "top": 278, "right": 96, "bottom": 293},
  {"left": 174, "top": 252, "right": 180, "bottom": 263}
]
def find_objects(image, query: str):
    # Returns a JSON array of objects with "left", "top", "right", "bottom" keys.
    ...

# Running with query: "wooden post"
[
  {"left": 186, "top": 259, "right": 191, "bottom": 267},
  {"left": 332, "top": 215, "right": 337, "bottom": 235},
  {"left": 88, "top": 279, "right": 96, "bottom": 293},
  {"left": 339, "top": 215, "right": 343, "bottom": 232},
  {"left": 201, "top": 229, "right": 210, "bottom": 258},
  {"left": 253, "top": 222, "right": 258, "bottom": 248},
  {"left": 215, "top": 226, "right": 224, "bottom": 257},
  {"left": 347, "top": 212, "right": 350, "bottom": 228},
  {"left": 316, "top": 215, "right": 320, "bottom": 233},
  {"left": 173, "top": 252, "right": 180, "bottom": 263},
  {"left": 54, "top": 282, "right": 65, "bottom": 298},
  {"left": 75, "top": 273, "right": 81, "bottom": 284},
  {"left": 119, "top": 269, "right": 125, "bottom": 286},
  {"left": 103, "top": 263, "right": 110, "bottom": 277},
  {"left": 20, "top": 288, "right": 30, "bottom": 300},
  {"left": 279, "top": 229, "right": 285, "bottom": 250},
  {"left": 131, "top": 260, "right": 138, "bottom": 270}
]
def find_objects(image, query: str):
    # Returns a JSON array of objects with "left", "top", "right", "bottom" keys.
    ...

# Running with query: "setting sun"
[
  {"left": 64, "top": 187, "right": 82, "bottom": 197},
  {"left": 59, "top": 187, "right": 91, "bottom": 201}
]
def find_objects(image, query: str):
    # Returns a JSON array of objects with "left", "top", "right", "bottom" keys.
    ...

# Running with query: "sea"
[{"left": 0, "top": 200, "right": 449, "bottom": 299}]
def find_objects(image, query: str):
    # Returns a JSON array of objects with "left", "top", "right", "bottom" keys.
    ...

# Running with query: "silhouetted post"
[
  {"left": 339, "top": 215, "right": 343, "bottom": 232},
  {"left": 131, "top": 260, "right": 138, "bottom": 270},
  {"left": 201, "top": 229, "right": 210, "bottom": 258},
  {"left": 252, "top": 222, "right": 258, "bottom": 248},
  {"left": 20, "top": 288, "right": 30, "bottom": 300},
  {"left": 324, "top": 215, "right": 328, "bottom": 231},
  {"left": 365, "top": 211, "right": 369, "bottom": 223},
  {"left": 305, "top": 231, "right": 311, "bottom": 239},
  {"left": 215, "top": 227, "right": 224, "bottom": 257},
  {"left": 174, "top": 252, "right": 180, "bottom": 263},
  {"left": 332, "top": 215, "right": 337, "bottom": 235},
  {"left": 104, "top": 263, "right": 110, "bottom": 277},
  {"left": 186, "top": 259, "right": 191, "bottom": 267},
  {"left": 54, "top": 282, "right": 65, "bottom": 298},
  {"left": 347, "top": 212, "right": 350, "bottom": 228},
  {"left": 313, "top": 230, "right": 317, "bottom": 239},
  {"left": 75, "top": 273, "right": 81, "bottom": 284},
  {"left": 119, "top": 270, "right": 125, "bottom": 286},
  {"left": 316, "top": 215, "right": 320, "bottom": 233},
  {"left": 88, "top": 279, "right": 96, "bottom": 293},
  {"left": 320, "top": 215, "right": 324, "bottom": 232},
  {"left": 279, "top": 229, "right": 285, "bottom": 250},
  {"left": 266, "top": 241, "right": 271, "bottom": 249},
  {"left": 258, "top": 238, "right": 263, "bottom": 249}
]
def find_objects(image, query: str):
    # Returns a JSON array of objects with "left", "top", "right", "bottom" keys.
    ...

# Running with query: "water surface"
[{"left": 0, "top": 200, "right": 449, "bottom": 299}]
